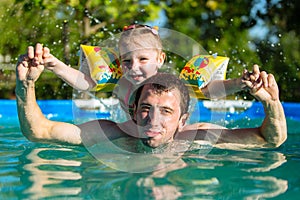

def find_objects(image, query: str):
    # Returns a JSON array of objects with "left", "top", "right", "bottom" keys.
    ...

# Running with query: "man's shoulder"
[
  {"left": 79, "top": 119, "right": 127, "bottom": 140},
  {"left": 182, "top": 122, "right": 226, "bottom": 131}
]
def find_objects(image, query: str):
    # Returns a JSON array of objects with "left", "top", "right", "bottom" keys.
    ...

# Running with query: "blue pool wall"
[{"left": 1, "top": 99, "right": 299, "bottom": 125}]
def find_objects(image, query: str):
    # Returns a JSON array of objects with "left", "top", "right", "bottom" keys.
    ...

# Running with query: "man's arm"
[
  {"left": 180, "top": 66, "right": 287, "bottom": 148},
  {"left": 16, "top": 44, "right": 125, "bottom": 146},
  {"left": 246, "top": 66, "right": 287, "bottom": 147},
  {"left": 214, "top": 66, "right": 287, "bottom": 147},
  {"left": 181, "top": 102, "right": 286, "bottom": 148},
  {"left": 16, "top": 82, "right": 82, "bottom": 144},
  {"left": 16, "top": 44, "right": 82, "bottom": 144}
]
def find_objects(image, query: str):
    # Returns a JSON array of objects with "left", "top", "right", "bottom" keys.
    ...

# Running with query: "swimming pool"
[{"left": 0, "top": 99, "right": 299, "bottom": 199}]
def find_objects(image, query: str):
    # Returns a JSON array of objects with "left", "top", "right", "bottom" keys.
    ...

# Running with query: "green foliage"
[
  {"left": 35, "top": 72, "right": 73, "bottom": 99},
  {"left": 0, "top": 67, "right": 16, "bottom": 99},
  {"left": 0, "top": 0, "right": 299, "bottom": 101},
  {"left": 163, "top": 0, "right": 299, "bottom": 101}
]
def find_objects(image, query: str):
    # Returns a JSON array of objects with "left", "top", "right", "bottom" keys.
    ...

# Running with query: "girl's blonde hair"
[{"left": 118, "top": 24, "right": 163, "bottom": 56}]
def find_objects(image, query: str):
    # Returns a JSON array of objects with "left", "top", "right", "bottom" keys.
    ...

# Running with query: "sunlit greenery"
[{"left": 0, "top": 0, "right": 299, "bottom": 101}]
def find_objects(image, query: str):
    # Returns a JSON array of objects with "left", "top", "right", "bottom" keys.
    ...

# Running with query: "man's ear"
[
  {"left": 178, "top": 113, "right": 189, "bottom": 131},
  {"left": 158, "top": 52, "right": 166, "bottom": 68}
]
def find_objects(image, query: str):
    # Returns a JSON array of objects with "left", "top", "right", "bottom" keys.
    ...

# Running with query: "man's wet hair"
[{"left": 134, "top": 73, "right": 190, "bottom": 115}]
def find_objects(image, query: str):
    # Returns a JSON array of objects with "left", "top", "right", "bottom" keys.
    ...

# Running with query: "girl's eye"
[
  {"left": 140, "top": 57, "right": 148, "bottom": 61},
  {"left": 121, "top": 60, "right": 131, "bottom": 69},
  {"left": 122, "top": 59, "right": 131, "bottom": 63}
]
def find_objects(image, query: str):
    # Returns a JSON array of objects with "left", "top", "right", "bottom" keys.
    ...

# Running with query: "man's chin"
[{"left": 141, "top": 138, "right": 159, "bottom": 148}]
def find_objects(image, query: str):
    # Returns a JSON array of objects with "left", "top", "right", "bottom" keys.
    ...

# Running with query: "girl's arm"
[
  {"left": 42, "top": 46, "right": 96, "bottom": 91},
  {"left": 201, "top": 77, "right": 245, "bottom": 99}
]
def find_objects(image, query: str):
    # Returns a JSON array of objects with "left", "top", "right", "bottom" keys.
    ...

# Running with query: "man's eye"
[
  {"left": 140, "top": 106, "right": 150, "bottom": 112},
  {"left": 161, "top": 109, "right": 172, "bottom": 115}
]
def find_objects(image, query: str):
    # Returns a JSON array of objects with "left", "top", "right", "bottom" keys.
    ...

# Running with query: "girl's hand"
[{"left": 42, "top": 46, "right": 62, "bottom": 71}]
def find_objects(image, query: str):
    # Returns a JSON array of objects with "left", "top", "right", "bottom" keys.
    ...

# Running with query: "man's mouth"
[{"left": 144, "top": 130, "right": 161, "bottom": 138}]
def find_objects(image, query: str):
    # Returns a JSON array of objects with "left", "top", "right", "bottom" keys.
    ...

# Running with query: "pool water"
[{"left": 0, "top": 100, "right": 300, "bottom": 199}]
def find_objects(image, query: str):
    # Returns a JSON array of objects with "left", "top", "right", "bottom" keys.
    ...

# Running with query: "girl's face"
[{"left": 120, "top": 49, "right": 165, "bottom": 84}]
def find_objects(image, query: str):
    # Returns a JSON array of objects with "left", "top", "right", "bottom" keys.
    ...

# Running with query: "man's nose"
[{"left": 148, "top": 108, "right": 161, "bottom": 126}]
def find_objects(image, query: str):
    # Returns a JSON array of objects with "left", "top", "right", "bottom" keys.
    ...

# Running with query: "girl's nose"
[{"left": 131, "top": 60, "right": 139, "bottom": 71}]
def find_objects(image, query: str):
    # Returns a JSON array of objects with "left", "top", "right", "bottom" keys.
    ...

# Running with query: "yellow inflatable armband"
[
  {"left": 179, "top": 54, "right": 229, "bottom": 99},
  {"left": 79, "top": 45, "right": 122, "bottom": 92},
  {"left": 79, "top": 45, "right": 229, "bottom": 98}
]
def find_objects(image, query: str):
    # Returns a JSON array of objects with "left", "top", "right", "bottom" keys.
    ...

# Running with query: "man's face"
[{"left": 134, "top": 85, "right": 187, "bottom": 148}]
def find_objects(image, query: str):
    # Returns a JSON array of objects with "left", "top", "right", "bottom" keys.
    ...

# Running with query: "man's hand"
[
  {"left": 16, "top": 43, "right": 45, "bottom": 82},
  {"left": 242, "top": 65, "right": 279, "bottom": 102}
]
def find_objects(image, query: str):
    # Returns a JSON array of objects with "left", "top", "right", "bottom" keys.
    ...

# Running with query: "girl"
[{"left": 40, "top": 24, "right": 249, "bottom": 116}]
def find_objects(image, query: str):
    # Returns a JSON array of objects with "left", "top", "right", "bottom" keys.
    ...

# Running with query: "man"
[{"left": 16, "top": 44, "right": 287, "bottom": 149}]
